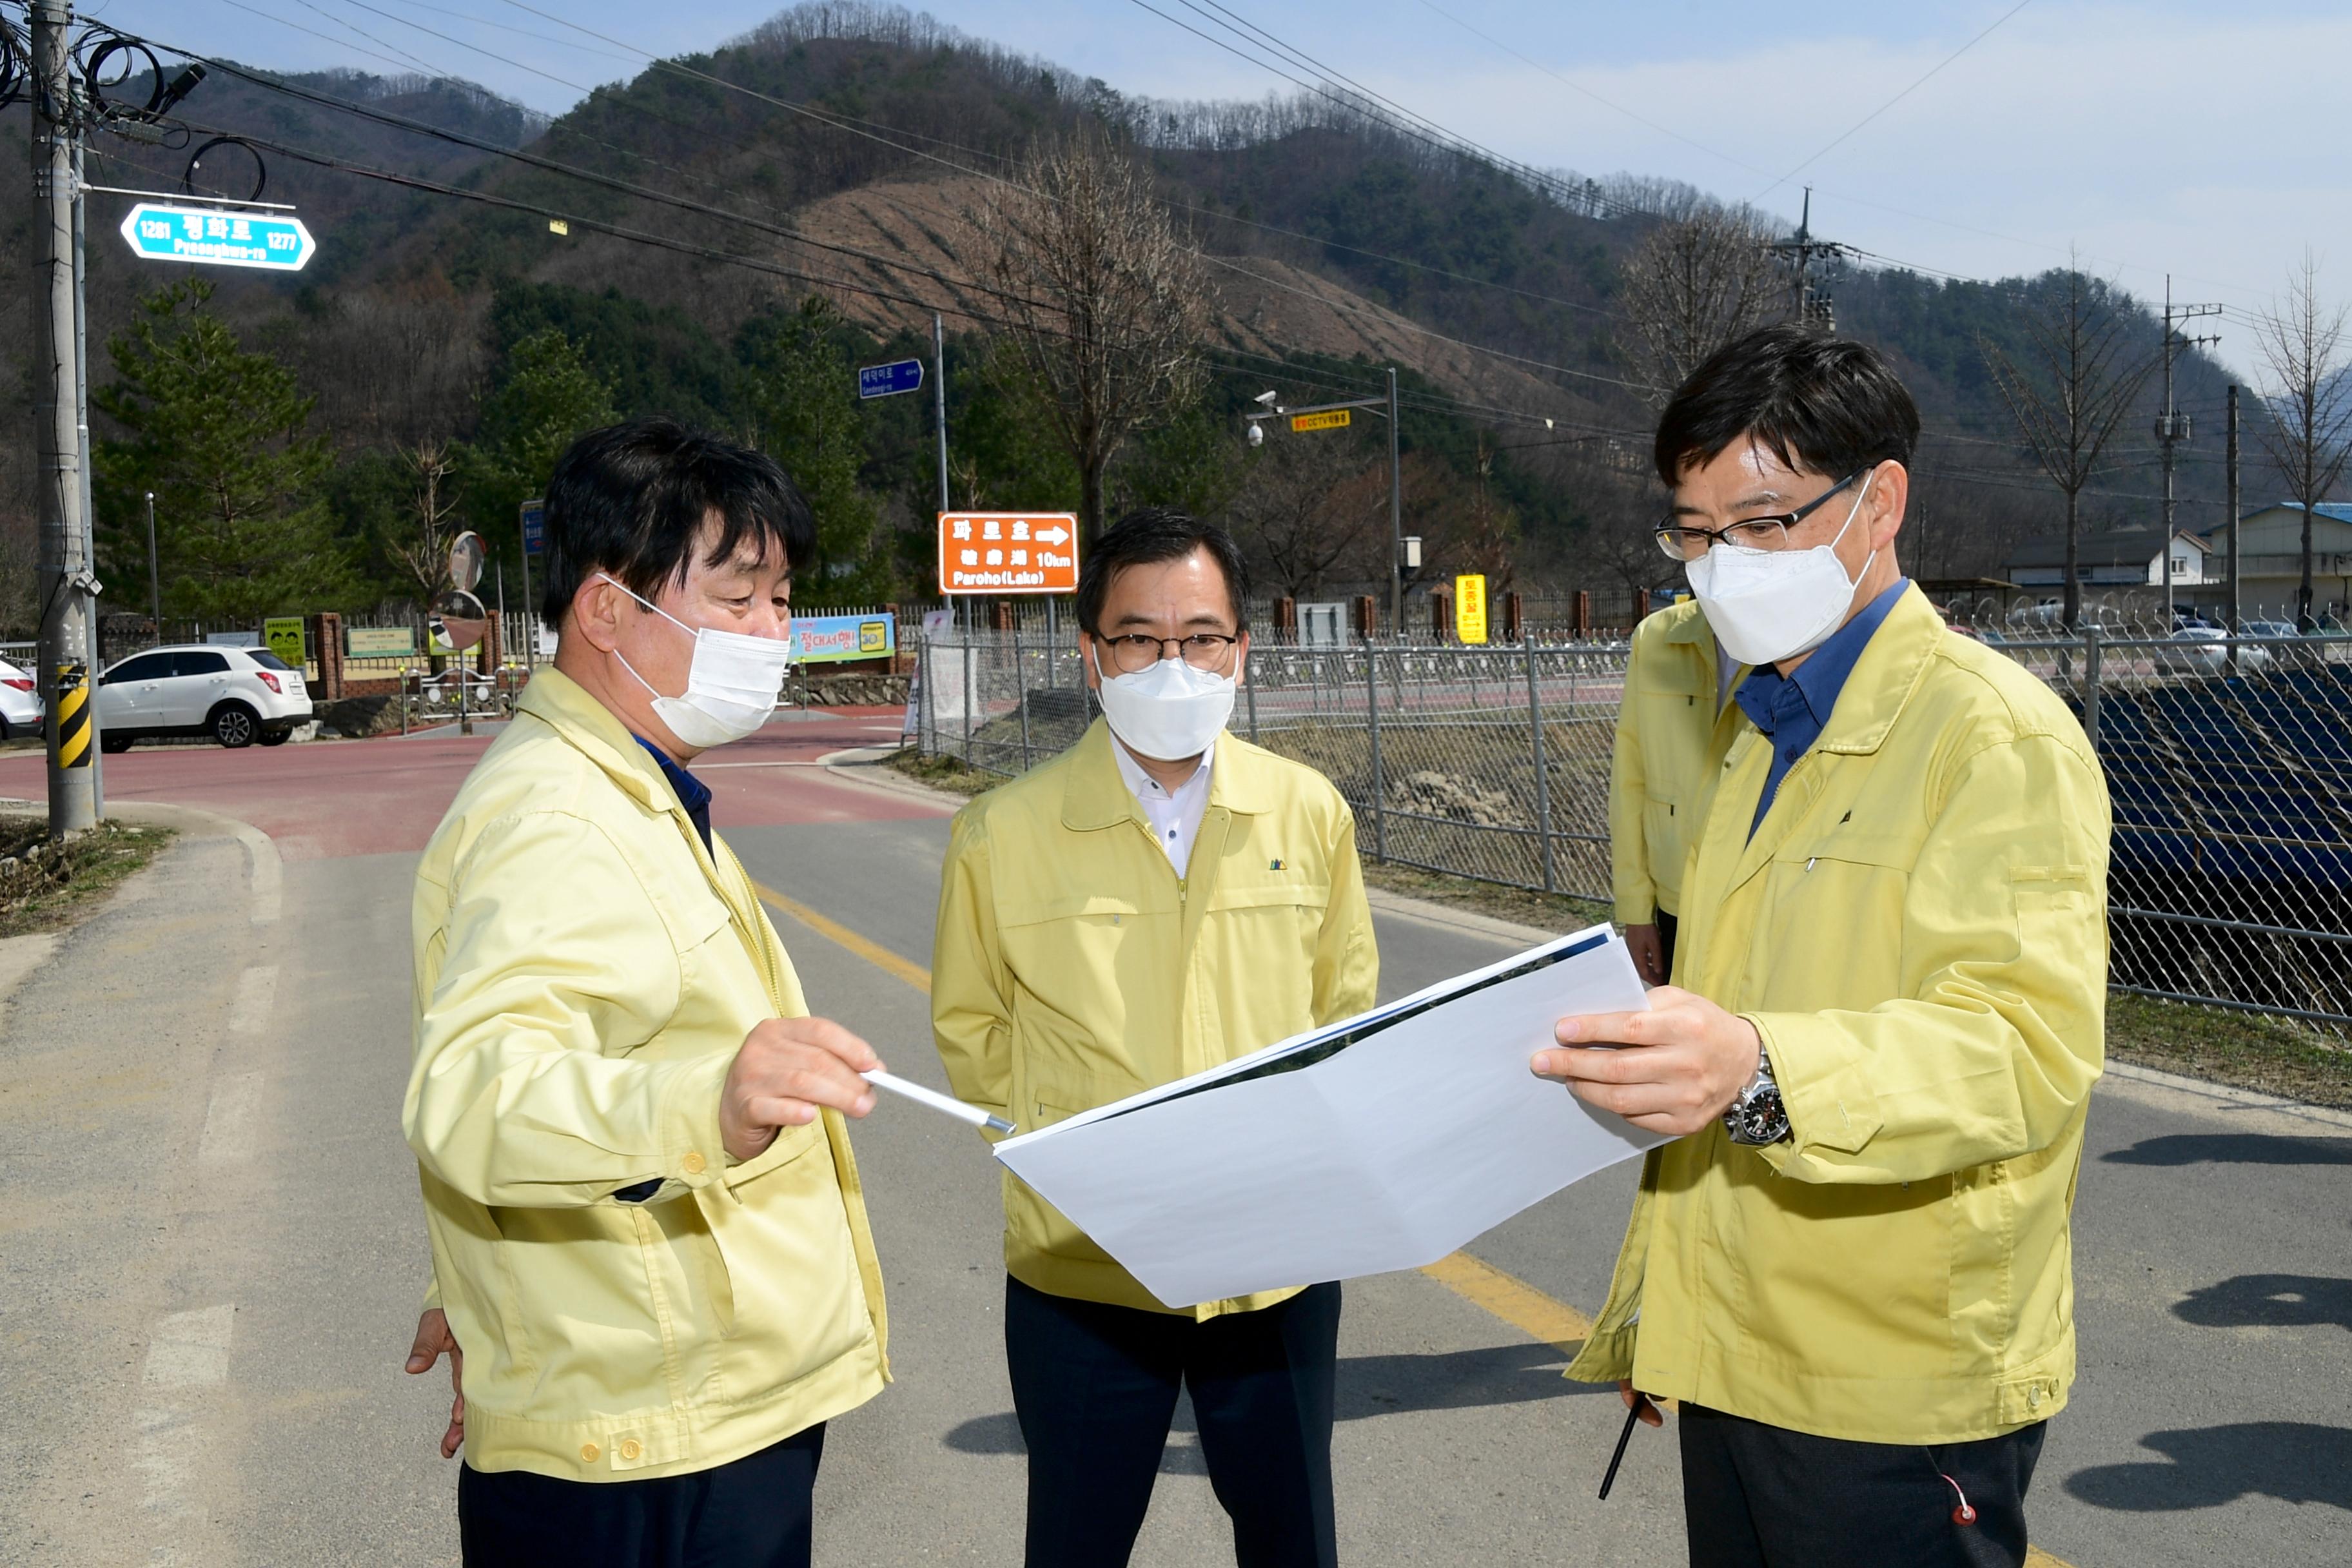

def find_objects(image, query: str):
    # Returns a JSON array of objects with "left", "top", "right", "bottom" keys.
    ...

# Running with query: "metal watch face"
[{"left": 1737, "top": 1086, "right": 1788, "bottom": 1144}]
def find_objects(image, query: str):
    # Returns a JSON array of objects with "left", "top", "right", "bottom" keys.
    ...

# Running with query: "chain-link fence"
[{"left": 914, "top": 614, "right": 2352, "bottom": 1030}]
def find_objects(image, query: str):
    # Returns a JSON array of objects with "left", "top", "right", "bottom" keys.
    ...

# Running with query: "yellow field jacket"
[
  {"left": 1610, "top": 600, "right": 1746, "bottom": 925},
  {"left": 931, "top": 720, "right": 1378, "bottom": 1318},
  {"left": 1567, "top": 587, "right": 2112, "bottom": 1444},
  {"left": 405, "top": 669, "right": 887, "bottom": 1482}
]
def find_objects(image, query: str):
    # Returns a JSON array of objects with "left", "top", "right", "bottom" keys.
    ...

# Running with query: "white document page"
[{"left": 992, "top": 924, "right": 1665, "bottom": 1308}]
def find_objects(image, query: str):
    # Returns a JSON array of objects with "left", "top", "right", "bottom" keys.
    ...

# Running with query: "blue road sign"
[
  {"left": 118, "top": 202, "right": 315, "bottom": 271},
  {"left": 521, "top": 499, "right": 546, "bottom": 557},
  {"left": 858, "top": 358, "right": 925, "bottom": 399}
]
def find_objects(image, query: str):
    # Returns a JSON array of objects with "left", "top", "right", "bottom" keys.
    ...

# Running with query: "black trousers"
[
  {"left": 457, "top": 1424, "right": 825, "bottom": 1568},
  {"left": 1656, "top": 910, "right": 1680, "bottom": 981},
  {"left": 1679, "top": 1403, "right": 2046, "bottom": 1568},
  {"left": 1004, "top": 1274, "right": 1341, "bottom": 1568}
]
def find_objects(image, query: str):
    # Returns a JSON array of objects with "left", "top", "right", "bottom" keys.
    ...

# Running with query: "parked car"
[
  {"left": 2154, "top": 626, "right": 2273, "bottom": 677},
  {"left": 0, "top": 656, "right": 42, "bottom": 740},
  {"left": 95, "top": 644, "right": 313, "bottom": 751}
]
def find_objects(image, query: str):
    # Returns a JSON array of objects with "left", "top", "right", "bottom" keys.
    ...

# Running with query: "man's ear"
[
  {"left": 1869, "top": 462, "right": 1910, "bottom": 552},
  {"left": 1079, "top": 632, "right": 1102, "bottom": 691},
  {"left": 569, "top": 574, "right": 626, "bottom": 654}
]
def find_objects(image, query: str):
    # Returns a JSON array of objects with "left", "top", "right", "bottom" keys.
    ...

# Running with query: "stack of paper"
[{"left": 993, "top": 925, "right": 1663, "bottom": 1308}]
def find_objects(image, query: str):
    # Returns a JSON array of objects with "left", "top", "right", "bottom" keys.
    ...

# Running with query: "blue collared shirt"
[
  {"left": 633, "top": 734, "right": 713, "bottom": 852},
  {"left": 1733, "top": 580, "right": 1910, "bottom": 838}
]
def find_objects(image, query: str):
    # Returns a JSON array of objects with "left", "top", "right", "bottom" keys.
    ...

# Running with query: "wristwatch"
[{"left": 1723, "top": 1046, "right": 1791, "bottom": 1146}]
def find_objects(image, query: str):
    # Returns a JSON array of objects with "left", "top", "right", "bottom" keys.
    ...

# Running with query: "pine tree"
[
  {"left": 93, "top": 279, "right": 357, "bottom": 623},
  {"left": 736, "top": 297, "right": 887, "bottom": 604}
]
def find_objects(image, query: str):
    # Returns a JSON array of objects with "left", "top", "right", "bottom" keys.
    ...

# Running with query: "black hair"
[
  {"left": 540, "top": 416, "right": 816, "bottom": 628},
  {"left": 1074, "top": 507, "right": 1253, "bottom": 634},
  {"left": 1653, "top": 324, "right": 1921, "bottom": 487}
]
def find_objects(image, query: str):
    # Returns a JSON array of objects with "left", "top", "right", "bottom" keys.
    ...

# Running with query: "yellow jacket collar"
[
  {"left": 1059, "top": 719, "right": 1275, "bottom": 831},
  {"left": 1811, "top": 583, "right": 1943, "bottom": 758},
  {"left": 516, "top": 667, "right": 680, "bottom": 818}
]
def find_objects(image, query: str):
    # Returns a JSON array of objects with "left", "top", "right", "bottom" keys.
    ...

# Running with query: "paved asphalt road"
[{"left": 1, "top": 713, "right": 2346, "bottom": 1566}]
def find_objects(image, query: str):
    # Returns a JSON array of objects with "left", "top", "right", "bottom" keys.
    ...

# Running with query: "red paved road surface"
[{"left": 0, "top": 707, "right": 945, "bottom": 860}]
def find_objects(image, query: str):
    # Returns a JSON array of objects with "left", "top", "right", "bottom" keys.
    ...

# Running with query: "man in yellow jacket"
[
  {"left": 401, "top": 419, "right": 890, "bottom": 1567},
  {"left": 1610, "top": 596, "right": 1745, "bottom": 983},
  {"left": 932, "top": 509, "right": 1377, "bottom": 1568},
  {"left": 1539, "top": 327, "right": 2109, "bottom": 1568}
]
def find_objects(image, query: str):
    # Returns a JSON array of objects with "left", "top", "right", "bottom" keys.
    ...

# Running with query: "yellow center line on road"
[{"left": 753, "top": 879, "right": 2082, "bottom": 1568}]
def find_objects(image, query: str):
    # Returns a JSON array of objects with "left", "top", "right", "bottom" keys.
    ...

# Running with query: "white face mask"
[
  {"left": 598, "top": 574, "right": 794, "bottom": 749},
  {"left": 1684, "top": 471, "right": 1877, "bottom": 667},
  {"left": 1091, "top": 643, "right": 1238, "bottom": 762}
]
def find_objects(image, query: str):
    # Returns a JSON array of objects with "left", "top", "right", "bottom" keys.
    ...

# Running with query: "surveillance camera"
[
  {"left": 1246, "top": 422, "right": 1265, "bottom": 448},
  {"left": 1253, "top": 390, "right": 1279, "bottom": 407}
]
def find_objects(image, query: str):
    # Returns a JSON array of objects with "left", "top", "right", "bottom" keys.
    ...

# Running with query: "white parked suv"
[
  {"left": 0, "top": 656, "right": 42, "bottom": 740},
  {"left": 95, "top": 644, "right": 314, "bottom": 751}
]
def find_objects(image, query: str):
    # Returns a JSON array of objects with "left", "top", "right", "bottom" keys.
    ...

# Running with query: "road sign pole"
[
  {"left": 33, "top": 0, "right": 97, "bottom": 836},
  {"left": 517, "top": 500, "right": 538, "bottom": 674},
  {"left": 933, "top": 315, "right": 950, "bottom": 518}
]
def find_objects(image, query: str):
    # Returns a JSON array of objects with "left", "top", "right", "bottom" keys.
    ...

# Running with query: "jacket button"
[
  {"left": 2027, "top": 1387, "right": 2042, "bottom": 1409},
  {"left": 580, "top": 1442, "right": 600, "bottom": 1462},
  {"left": 682, "top": 1152, "right": 707, "bottom": 1175},
  {"left": 620, "top": 1438, "right": 643, "bottom": 1460}
]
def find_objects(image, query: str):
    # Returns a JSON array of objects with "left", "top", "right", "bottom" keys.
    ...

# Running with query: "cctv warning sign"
[{"left": 937, "top": 513, "right": 1081, "bottom": 595}]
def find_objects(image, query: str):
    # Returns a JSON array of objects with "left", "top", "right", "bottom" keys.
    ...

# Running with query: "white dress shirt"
[{"left": 1110, "top": 735, "right": 1215, "bottom": 877}]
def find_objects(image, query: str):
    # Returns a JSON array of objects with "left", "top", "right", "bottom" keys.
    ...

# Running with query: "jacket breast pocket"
[{"left": 1757, "top": 833, "right": 1915, "bottom": 1008}]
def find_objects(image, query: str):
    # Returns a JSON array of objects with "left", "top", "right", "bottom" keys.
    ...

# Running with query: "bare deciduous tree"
[
  {"left": 2251, "top": 254, "right": 2352, "bottom": 629},
  {"left": 1616, "top": 209, "right": 1781, "bottom": 407},
  {"left": 1977, "top": 263, "right": 2157, "bottom": 629},
  {"left": 1228, "top": 439, "right": 1377, "bottom": 598},
  {"left": 386, "top": 440, "right": 462, "bottom": 606},
  {"left": 968, "top": 132, "right": 1210, "bottom": 540}
]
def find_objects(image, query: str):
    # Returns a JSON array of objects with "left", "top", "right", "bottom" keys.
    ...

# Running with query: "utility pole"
[
  {"left": 32, "top": 0, "right": 98, "bottom": 835},
  {"left": 2156, "top": 275, "right": 2223, "bottom": 625},
  {"left": 1387, "top": 366, "right": 1404, "bottom": 636},
  {"left": 1768, "top": 187, "right": 1847, "bottom": 334},
  {"left": 2226, "top": 385, "right": 2241, "bottom": 642},
  {"left": 71, "top": 75, "right": 103, "bottom": 813}
]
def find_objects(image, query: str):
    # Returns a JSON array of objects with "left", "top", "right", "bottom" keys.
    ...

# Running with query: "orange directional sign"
[{"left": 937, "top": 512, "right": 1081, "bottom": 595}]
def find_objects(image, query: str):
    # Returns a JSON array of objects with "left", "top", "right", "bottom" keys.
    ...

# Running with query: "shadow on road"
[
  {"left": 942, "top": 1342, "right": 1605, "bottom": 1467},
  {"left": 2173, "top": 1273, "right": 2352, "bottom": 1332},
  {"left": 2064, "top": 1423, "right": 2352, "bottom": 1511},
  {"left": 2101, "top": 1133, "right": 2352, "bottom": 1166}
]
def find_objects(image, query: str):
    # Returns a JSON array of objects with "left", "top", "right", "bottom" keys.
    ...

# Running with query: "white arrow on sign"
[{"left": 1034, "top": 525, "right": 1071, "bottom": 546}]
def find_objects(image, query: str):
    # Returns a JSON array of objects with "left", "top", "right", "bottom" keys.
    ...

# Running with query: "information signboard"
[
  {"left": 263, "top": 616, "right": 306, "bottom": 667},
  {"left": 937, "top": 513, "right": 1079, "bottom": 595},
  {"left": 347, "top": 625, "right": 416, "bottom": 658},
  {"left": 1290, "top": 409, "right": 1351, "bottom": 433},
  {"left": 792, "top": 613, "right": 896, "bottom": 665},
  {"left": 1455, "top": 574, "right": 1489, "bottom": 645}
]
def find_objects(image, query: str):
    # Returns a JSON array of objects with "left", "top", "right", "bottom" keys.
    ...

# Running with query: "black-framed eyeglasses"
[
  {"left": 1652, "top": 467, "right": 1870, "bottom": 562},
  {"left": 1098, "top": 632, "right": 1240, "bottom": 674}
]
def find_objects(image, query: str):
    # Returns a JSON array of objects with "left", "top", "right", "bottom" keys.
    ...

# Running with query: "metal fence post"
[
  {"left": 1365, "top": 639, "right": 1387, "bottom": 863},
  {"left": 1015, "top": 620, "right": 1033, "bottom": 772},
  {"left": 961, "top": 629, "right": 976, "bottom": 769},
  {"left": 2081, "top": 625, "right": 2103, "bottom": 750},
  {"left": 919, "top": 632, "right": 936, "bottom": 757},
  {"left": 1245, "top": 649, "right": 1260, "bottom": 744},
  {"left": 1525, "top": 640, "right": 1556, "bottom": 894}
]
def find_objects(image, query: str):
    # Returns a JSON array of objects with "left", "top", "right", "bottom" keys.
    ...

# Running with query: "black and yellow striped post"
[{"left": 50, "top": 660, "right": 92, "bottom": 769}]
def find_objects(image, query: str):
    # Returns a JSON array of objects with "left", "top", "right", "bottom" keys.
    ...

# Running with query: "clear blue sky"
[{"left": 84, "top": 0, "right": 2352, "bottom": 372}]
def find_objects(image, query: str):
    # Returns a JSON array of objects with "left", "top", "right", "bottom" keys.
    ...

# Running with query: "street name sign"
[
  {"left": 858, "top": 359, "right": 925, "bottom": 398},
  {"left": 937, "top": 513, "right": 1079, "bottom": 595},
  {"left": 119, "top": 202, "right": 315, "bottom": 271},
  {"left": 1455, "top": 573, "right": 1489, "bottom": 644},
  {"left": 521, "top": 498, "right": 546, "bottom": 557},
  {"left": 1291, "top": 409, "right": 1351, "bottom": 433}
]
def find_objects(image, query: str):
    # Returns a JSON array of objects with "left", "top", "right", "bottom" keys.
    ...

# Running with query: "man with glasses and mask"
[
  {"left": 400, "top": 418, "right": 891, "bottom": 1567},
  {"left": 1536, "top": 326, "right": 2110, "bottom": 1568},
  {"left": 931, "top": 507, "right": 1377, "bottom": 1568}
]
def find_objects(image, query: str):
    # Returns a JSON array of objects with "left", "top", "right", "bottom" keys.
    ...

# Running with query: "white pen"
[{"left": 862, "top": 1069, "right": 1017, "bottom": 1135}]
